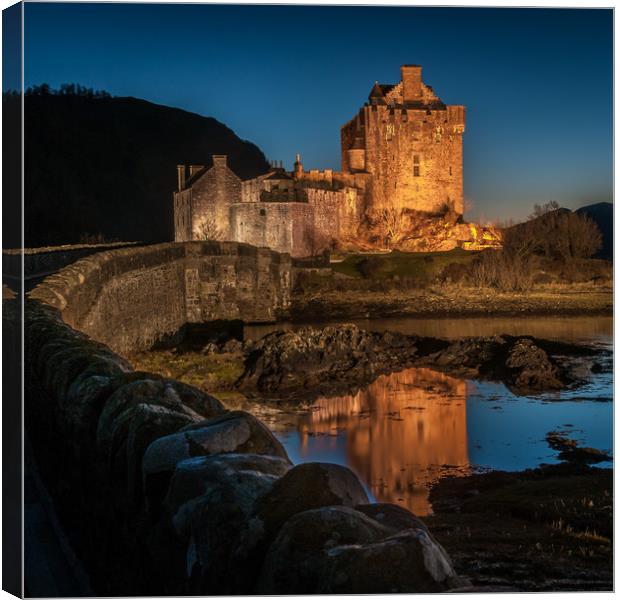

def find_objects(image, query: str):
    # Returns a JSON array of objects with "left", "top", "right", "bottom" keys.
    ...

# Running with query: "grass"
[
  {"left": 331, "top": 248, "right": 479, "bottom": 282},
  {"left": 131, "top": 350, "right": 245, "bottom": 393}
]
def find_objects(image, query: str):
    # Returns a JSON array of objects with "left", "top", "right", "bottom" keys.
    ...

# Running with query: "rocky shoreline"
[{"left": 236, "top": 324, "right": 605, "bottom": 400}]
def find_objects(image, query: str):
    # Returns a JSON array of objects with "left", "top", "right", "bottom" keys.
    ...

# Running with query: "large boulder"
[
  {"left": 165, "top": 453, "right": 291, "bottom": 538},
  {"left": 254, "top": 462, "right": 369, "bottom": 539},
  {"left": 157, "top": 453, "right": 291, "bottom": 594},
  {"left": 256, "top": 505, "right": 463, "bottom": 593},
  {"left": 96, "top": 377, "right": 225, "bottom": 508},
  {"left": 142, "top": 411, "right": 289, "bottom": 511},
  {"left": 59, "top": 360, "right": 130, "bottom": 455},
  {"left": 355, "top": 502, "right": 429, "bottom": 534}
]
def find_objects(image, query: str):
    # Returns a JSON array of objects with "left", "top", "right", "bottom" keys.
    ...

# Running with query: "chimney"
[
  {"left": 294, "top": 153, "right": 303, "bottom": 178},
  {"left": 189, "top": 164, "right": 204, "bottom": 178},
  {"left": 212, "top": 155, "right": 227, "bottom": 168},
  {"left": 401, "top": 65, "right": 422, "bottom": 102},
  {"left": 176, "top": 164, "right": 186, "bottom": 191}
]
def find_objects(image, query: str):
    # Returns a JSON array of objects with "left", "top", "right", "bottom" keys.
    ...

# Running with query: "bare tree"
[
  {"left": 377, "top": 208, "right": 408, "bottom": 248},
  {"left": 528, "top": 200, "right": 560, "bottom": 221},
  {"left": 196, "top": 215, "right": 224, "bottom": 241},
  {"left": 566, "top": 213, "right": 602, "bottom": 259}
]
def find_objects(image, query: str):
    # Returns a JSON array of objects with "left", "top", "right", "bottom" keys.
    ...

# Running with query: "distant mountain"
[
  {"left": 9, "top": 91, "right": 270, "bottom": 248},
  {"left": 576, "top": 202, "right": 613, "bottom": 261}
]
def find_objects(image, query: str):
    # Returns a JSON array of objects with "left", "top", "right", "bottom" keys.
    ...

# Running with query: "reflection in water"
[
  {"left": 295, "top": 368, "right": 470, "bottom": 516},
  {"left": 270, "top": 317, "right": 613, "bottom": 517}
]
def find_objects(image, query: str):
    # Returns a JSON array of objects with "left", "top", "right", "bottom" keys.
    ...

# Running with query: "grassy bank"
[
  {"left": 130, "top": 349, "right": 246, "bottom": 404},
  {"left": 291, "top": 282, "right": 612, "bottom": 321},
  {"left": 293, "top": 249, "right": 612, "bottom": 321}
]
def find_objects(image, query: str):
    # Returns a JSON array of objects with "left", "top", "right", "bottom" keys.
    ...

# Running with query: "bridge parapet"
[{"left": 28, "top": 241, "right": 291, "bottom": 355}]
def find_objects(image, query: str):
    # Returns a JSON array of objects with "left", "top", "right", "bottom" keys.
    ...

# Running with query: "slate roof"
[{"left": 265, "top": 169, "right": 294, "bottom": 181}]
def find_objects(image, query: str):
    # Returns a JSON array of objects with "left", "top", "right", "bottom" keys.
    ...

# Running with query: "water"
[{"left": 255, "top": 316, "right": 613, "bottom": 516}]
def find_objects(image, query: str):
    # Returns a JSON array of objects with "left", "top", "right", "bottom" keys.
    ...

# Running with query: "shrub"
[{"left": 470, "top": 249, "right": 537, "bottom": 291}]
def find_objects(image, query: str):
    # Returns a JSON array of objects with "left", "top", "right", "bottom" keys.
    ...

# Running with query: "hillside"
[
  {"left": 13, "top": 91, "right": 270, "bottom": 248},
  {"left": 576, "top": 202, "right": 613, "bottom": 261}
]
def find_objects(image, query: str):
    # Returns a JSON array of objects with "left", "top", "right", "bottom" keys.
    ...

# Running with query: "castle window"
[
  {"left": 260, "top": 208, "right": 266, "bottom": 216},
  {"left": 413, "top": 155, "right": 421, "bottom": 177}
]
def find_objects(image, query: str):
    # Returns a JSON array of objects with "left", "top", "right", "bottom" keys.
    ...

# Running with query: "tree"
[
  {"left": 377, "top": 208, "right": 408, "bottom": 248},
  {"left": 196, "top": 215, "right": 224, "bottom": 241},
  {"left": 506, "top": 202, "right": 602, "bottom": 262},
  {"left": 528, "top": 200, "right": 560, "bottom": 221}
]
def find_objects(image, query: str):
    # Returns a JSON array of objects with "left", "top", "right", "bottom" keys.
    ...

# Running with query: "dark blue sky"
[{"left": 24, "top": 4, "right": 612, "bottom": 222}]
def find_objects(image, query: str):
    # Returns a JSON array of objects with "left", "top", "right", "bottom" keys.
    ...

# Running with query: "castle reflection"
[{"left": 296, "top": 367, "right": 470, "bottom": 515}]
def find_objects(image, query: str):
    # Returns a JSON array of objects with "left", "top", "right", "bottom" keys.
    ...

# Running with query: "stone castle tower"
[{"left": 341, "top": 65, "right": 466, "bottom": 215}]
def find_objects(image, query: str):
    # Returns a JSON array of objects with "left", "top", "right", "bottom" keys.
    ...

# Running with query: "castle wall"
[
  {"left": 230, "top": 202, "right": 315, "bottom": 258},
  {"left": 188, "top": 159, "right": 241, "bottom": 240},
  {"left": 306, "top": 187, "right": 362, "bottom": 249},
  {"left": 361, "top": 103, "right": 465, "bottom": 215},
  {"left": 173, "top": 189, "right": 193, "bottom": 241},
  {"left": 241, "top": 173, "right": 270, "bottom": 203}
]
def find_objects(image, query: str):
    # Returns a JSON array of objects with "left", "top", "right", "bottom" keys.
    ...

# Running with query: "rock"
[
  {"left": 506, "top": 338, "right": 563, "bottom": 391},
  {"left": 163, "top": 453, "right": 290, "bottom": 594},
  {"left": 201, "top": 342, "right": 219, "bottom": 355},
  {"left": 96, "top": 377, "right": 225, "bottom": 508},
  {"left": 425, "top": 336, "right": 506, "bottom": 375},
  {"left": 239, "top": 324, "right": 419, "bottom": 396},
  {"left": 59, "top": 359, "right": 130, "bottom": 451},
  {"left": 165, "top": 453, "right": 291, "bottom": 534},
  {"left": 221, "top": 338, "right": 243, "bottom": 353},
  {"left": 546, "top": 431, "right": 611, "bottom": 464},
  {"left": 125, "top": 404, "right": 199, "bottom": 508},
  {"left": 355, "top": 502, "right": 429, "bottom": 534},
  {"left": 321, "top": 529, "right": 463, "bottom": 593},
  {"left": 97, "top": 377, "right": 223, "bottom": 460},
  {"left": 256, "top": 506, "right": 462, "bottom": 594},
  {"left": 142, "top": 411, "right": 290, "bottom": 511},
  {"left": 424, "top": 335, "right": 567, "bottom": 393},
  {"left": 255, "top": 462, "right": 369, "bottom": 538}
]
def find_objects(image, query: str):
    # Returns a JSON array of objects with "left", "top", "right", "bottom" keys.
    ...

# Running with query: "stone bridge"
[{"left": 27, "top": 241, "right": 291, "bottom": 354}]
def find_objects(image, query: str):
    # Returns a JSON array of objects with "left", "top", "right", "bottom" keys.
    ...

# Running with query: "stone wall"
[
  {"left": 185, "top": 157, "right": 242, "bottom": 240},
  {"left": 3, "top": 242, "right": 140, "bottom": 291},
  {"left": 173, "top": 190, "right": 192, "bottom": 242},
  {"left": 306, "top": 187, "right": 363, "bottom": 249},
  {"left": 358, "top": 102, "right": 464, "bottom": 215},
  {"left": 229, "top": 202, "right": 315, "bottom": 258},
  {"left": 28, "top": 242, "right": 291, "bottom": 355}
]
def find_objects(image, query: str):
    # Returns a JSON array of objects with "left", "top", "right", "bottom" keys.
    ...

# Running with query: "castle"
[{"left": 174, "top": 65, "right": 467, "bottom": 257}]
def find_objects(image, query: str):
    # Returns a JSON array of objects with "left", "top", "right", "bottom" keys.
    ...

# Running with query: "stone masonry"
[
  {"left": 173, "top": 65, "right": 466, "bottom": 257},
  {"left": 28, "top": 241, "right": 291, "bottom": 355}
]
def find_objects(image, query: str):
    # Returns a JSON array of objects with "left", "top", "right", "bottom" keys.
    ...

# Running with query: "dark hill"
[
  {"left": 576, "top": 202, "right": 613, "bottom": 261},
  {"left": 16, "top": 92, "right": 270, "bottom": 248}
]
